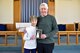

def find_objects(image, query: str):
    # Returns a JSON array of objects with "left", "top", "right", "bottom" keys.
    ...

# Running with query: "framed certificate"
[{"left": 36, "top": 29, "right": 42, "bottom": 38}]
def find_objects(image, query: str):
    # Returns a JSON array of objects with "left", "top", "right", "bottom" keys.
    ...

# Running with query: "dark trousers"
[
  {"left": 24, "top": 48, "right": 36, "bottom": 53},
  {"left": 37, "top": 42, "right": 54, "bottom": 53}
]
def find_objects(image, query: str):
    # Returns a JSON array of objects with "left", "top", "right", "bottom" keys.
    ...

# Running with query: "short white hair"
[{"left": 39, "top": 3, "right": 48, "bottom": 9}]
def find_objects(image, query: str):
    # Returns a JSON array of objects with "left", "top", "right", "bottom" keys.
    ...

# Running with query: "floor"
[{"left": 0, "top": 36, "right": 80, "bottom": 53}]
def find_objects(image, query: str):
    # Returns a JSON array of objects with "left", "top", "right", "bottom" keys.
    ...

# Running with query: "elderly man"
[{"left": 37, "top": 3, "right": 58, "bottom": 53}]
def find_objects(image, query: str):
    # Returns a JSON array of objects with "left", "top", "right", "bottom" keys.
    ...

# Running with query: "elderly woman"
[{"left": 37, "top": 3, "right": 58, "bottom": 53}]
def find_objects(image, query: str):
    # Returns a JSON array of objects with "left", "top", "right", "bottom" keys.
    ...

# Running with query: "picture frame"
[{"left": 36, "top": 29, "right": 42, "bottom": 38}]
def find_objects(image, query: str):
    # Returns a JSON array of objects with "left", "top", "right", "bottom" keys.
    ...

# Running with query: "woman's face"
[{"left": 40, "top": 7, "right": 48, "bottom": 16}]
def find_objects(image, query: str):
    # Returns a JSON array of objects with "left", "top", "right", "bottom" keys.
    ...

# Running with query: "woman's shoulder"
[{"left": 26, "top": 26, "right": 32, "bottom": 30}]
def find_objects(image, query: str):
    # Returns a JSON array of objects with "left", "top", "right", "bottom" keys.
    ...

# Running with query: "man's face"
[{"left": 40, "top": 7, "right": 48, "bottom": 16}]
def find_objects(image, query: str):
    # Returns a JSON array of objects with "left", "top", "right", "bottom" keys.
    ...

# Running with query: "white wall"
[
  {"left": 0, "top": 0, "right": 13, "bottom": 24},
  {"left": 55, "top": 0, "right": 80, "bottom": 24}
]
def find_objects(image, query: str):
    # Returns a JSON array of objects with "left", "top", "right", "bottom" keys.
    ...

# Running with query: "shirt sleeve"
[{"left": 23, "top": 28, "right": 30, "bottom": 40}]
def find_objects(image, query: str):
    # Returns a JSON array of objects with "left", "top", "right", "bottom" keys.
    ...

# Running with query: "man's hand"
[{"left": 40, "top": 34, "right": 47, "bottom": 39}]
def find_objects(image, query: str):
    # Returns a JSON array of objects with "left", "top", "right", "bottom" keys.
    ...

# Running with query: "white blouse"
[{"left": 23, "top": 26, "right": 36, "bottom": 49}]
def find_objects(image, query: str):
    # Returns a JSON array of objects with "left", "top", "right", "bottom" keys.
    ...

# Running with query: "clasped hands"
[{"left": 30, "top": 34, "right": 47, "bottom": 40}]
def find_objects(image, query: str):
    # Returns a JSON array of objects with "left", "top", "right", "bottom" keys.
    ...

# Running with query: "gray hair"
[{"left": 39, "top": 3, "right": 48, "bottom": 9}]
